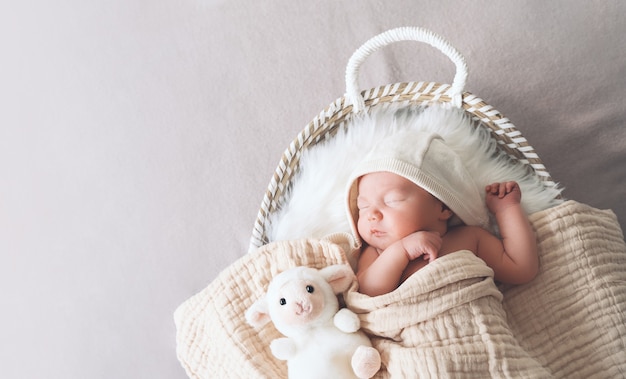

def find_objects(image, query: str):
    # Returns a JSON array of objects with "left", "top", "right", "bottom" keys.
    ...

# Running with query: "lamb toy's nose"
[{"left": 295, "top": 301, "right": 312, "bottom": 315}]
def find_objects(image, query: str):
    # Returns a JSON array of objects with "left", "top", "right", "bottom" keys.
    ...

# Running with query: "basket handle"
[{"left": 345, "top": 27, "right": 468, "bottom": 112}]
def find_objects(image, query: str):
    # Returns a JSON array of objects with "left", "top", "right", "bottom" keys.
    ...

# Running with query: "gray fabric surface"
[{"left": 1, "top": 1, "right": 624, "bottom": 378}]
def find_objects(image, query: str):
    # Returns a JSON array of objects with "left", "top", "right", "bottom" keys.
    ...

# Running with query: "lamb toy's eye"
[
  {"left": 279, "top": 298, "right": 286, "bottom": 306},
  {"left": 306, "top": 285, "right": 314, "bottom": 293}
]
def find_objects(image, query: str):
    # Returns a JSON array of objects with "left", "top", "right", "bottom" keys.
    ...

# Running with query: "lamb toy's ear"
[
  {"left": 319, "top": 264, "right": 356, "bottom": 294},
  {"left": 245, "top": 297, "right": 271, "bottom": 328}
]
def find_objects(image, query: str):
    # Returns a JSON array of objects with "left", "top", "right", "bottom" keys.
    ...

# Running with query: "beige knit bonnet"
[{"left": 346, "top": 131, "right": 489, "bottom": 244}]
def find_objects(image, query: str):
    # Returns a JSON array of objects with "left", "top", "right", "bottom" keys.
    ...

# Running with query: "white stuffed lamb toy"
[{"left": 245, "top": 264, "right": 381, "bottom": 379}]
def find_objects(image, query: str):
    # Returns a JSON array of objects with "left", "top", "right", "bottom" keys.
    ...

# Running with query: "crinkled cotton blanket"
[
  {"left": 175, "top": 201, "right": 626, "bottom": 378},
  {"left": 345, "top": 250, "right": 550, "bottom": 378}
]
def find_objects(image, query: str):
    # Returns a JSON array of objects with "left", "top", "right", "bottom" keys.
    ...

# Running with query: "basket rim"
[{"left": 249, "top": 80, "right": 557, "bottom": 252}]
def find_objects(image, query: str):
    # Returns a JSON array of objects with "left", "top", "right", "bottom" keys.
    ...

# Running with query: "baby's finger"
[
  {"left": 505, "top": 181, "right": 518, "bottom": 193},
  {"left": 498, "top": 182, "right": 508, "bottom": 198},
  {"left": 485, "top": 183, "right": 499, "bottom": 195},
  {"left": 426, "top": 249, "right": 438, "bottom": 262}
]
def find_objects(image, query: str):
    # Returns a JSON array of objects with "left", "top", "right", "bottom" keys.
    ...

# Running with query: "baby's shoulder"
[{"left": 441, "top": 225, "right": 486, "bottom": 255}]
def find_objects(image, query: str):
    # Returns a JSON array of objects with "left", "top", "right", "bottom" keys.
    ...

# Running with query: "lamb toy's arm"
[
  {"left": 333, "top": 308, "right": 361, "bottom": 333},
  {"left": 270, "top": 337, "right": 297, "bottom": 360}
]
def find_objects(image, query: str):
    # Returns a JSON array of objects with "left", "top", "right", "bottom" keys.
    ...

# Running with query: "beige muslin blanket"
[
  {"left": 175, "top": 201, "right": 626, "bottom": 378},
  {"left": 345, "top": 250, "right": 551, "bottom": 378}
]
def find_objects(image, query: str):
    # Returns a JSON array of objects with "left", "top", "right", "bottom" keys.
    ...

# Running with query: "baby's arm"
[
  {"left": 477, "top": 182, "right": 538, "bottom": 284},
  {"left": 357, "top": 231, "right": 440, "bottom": 296}
]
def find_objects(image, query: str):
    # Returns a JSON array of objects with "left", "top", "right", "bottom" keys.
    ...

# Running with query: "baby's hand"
[
  {"left": 485, "top": 181, "right": 522, "bottom": 214},
  {"left": 401, "top": 231, "right": 441, "bottom": 262}
]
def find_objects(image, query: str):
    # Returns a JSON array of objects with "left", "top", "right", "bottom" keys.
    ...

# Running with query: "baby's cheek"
[{"left": 357, "top": 221, "right": 370, "bottom": 239}]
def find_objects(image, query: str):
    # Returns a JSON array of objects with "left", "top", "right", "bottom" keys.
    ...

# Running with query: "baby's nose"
[{"left": 367, "top": 209, "right": 382, "bottom": 221}]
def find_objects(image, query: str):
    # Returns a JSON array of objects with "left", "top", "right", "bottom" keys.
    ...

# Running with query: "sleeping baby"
[{"left": 346, "top": 131, "right": 538, "bottom": 296}]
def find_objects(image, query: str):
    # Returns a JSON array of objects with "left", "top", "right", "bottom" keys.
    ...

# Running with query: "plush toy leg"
[{"left": 351, "top": 345, "right": 381, "bottom": 379}]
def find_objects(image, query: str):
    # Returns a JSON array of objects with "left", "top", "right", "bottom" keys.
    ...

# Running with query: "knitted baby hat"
[{"left": 346, "top": 131, "right": 489, "bottom": 243}]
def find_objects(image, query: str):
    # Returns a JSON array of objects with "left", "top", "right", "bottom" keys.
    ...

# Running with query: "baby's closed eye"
[{"left": 384, "top": 198, "right": 405, "bottom": 205}]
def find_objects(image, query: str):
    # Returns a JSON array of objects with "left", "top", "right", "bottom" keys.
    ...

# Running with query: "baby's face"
[{"left": 356, "top": 172, "right": 444, "bottom": 252}]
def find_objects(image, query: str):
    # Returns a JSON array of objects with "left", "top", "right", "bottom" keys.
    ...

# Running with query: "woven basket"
[{"left": 249, "top": 27, "right": 557, "bottom": 253}]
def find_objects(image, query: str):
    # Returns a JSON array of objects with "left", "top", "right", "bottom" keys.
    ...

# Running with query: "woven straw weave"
[{"left": 250, "top": 27, "right": 556, "bottom": 252}]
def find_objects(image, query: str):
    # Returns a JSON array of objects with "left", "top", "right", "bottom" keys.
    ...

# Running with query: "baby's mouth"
[{"left": 370, "top": 229, "right": 385, "bottom": 237}]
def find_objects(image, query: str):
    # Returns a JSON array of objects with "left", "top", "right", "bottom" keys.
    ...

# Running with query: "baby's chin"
[{"left": 364, "top": 236, "right": 393, "bottom": 252}]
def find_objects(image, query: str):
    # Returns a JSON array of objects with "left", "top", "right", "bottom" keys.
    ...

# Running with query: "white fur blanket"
[{"left": 174, "top": 201, "right": 626, "bottom": 378}]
